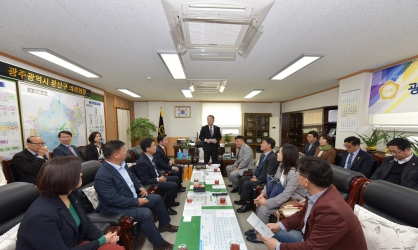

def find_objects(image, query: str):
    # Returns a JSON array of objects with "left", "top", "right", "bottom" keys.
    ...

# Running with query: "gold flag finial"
[{"left": 160, "top": 107, "right": 164, "bottom": 117}]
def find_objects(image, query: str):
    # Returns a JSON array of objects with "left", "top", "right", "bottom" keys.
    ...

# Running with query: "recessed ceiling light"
[
  {"left": 181, "top": 89, "right": 193, "bottom": 98},
  {"left": 22, "top": 48, "right": 101, "bottom": 78},
  {"left": 270, "top": 53, "right": 323, "bottom": 80},
  {"left": 158, "top": 52, "right": 186, "bottom": 79},
  {"left": 116, "top": 89, "right": 141, "bottom": 98},
  {"left": 244, "top": 89, "right": 263, "bottom": 98}
]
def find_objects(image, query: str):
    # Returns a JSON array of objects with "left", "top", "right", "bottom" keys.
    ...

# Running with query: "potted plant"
[
  {"left": 409, "top": 138, "right": 418, "bottom": 156},
  {"left": 356, "top": 128, "right": 382, "bottom": 153},
  {"left": 179, "top": 139, "right": 191, "bottom": 157},
  {"left": 381, "top": 129, "right": 407, "bottom": 154},
  {"left": 224, "top": 133, "right": 233, "bottom": 147},
  {"left": 126, "top": 118, "right": 157, "bottom": 142}
]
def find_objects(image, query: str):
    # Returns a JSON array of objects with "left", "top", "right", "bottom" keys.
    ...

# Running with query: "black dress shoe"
[
  {"left": 245, "top": 229, "right": 256, "bottom": 236},
  {"left": 234, "top": 199, "right": 246, "bottom": 205},
  {"left": 167, "top": 207, "right": 177, "bottom": 215},
  {"left": 228, "top": 184, "right": 232, "bottom": 187},
  {"left": 178, "top": 187, "right": 186, "bottom": 192},
  {"left": 230, "top": 187, "right": 239, "bottom": 193},
  {"left": 246, "top": 234, "right": 264, "bottom": 243},
  {"left": 236, "top": 204, "right": 251, "bottom": 213},
  {"left": 172, "top": 202, "right": 180, "bottom": 207}
]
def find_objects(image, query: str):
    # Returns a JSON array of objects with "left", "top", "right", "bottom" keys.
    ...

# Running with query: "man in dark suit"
[
  {"left": 234, "top": 138, "right": 279, "bottom": 213},
  {"left": 300, "top": 131, "right": 319, "bottom": 156},
  {"left": 199, "top": 115, "right": 222, "bottom": 163},
  {"left": 371, "top": 138, "right": 418, "bottom": 190},
  {"left": 154, "top": 134, "right": 184, "bottom": 189},
  {"left": 262, "top": 157, "right": 367, "bottom": 249},
  {"left": 339, "top": 136, "right": 374, "bottom": 178},
  {"left": 52, "top": 130, "right": 84, "bottom": 161},
  {"left": 135, "top": 138, "right": 182, "bottom": 215},
  {"left": 95, "top": 140, "right": 177, "bottom": 250},
  {"left": 13, "top": 136, "right": 48, "bottom": 183}
]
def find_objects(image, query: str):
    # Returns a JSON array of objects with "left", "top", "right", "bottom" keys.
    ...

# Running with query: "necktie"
[
  {"left": 346, "top": 153, "right": 354, "bottom": 169},
  {"left": 236, "top": 148, "right": 240, "bottom": 158},
  {"left": 210, "top": 126, "right": 213, "bottom": 137},
  {"left": 163, "top": 147, "right": 167, "bottom": 155},
  {"left": 308, "top": 144, "right": 312, "bottom": 152},
  {"left": 67, "top": 145, "right": 78, "bottom": 156},
  {"left": 34, "top": 153, "right": 38, "bottom": 157},
  {"left": 255, "top": 154, "right": 265, "bottom": 177}
]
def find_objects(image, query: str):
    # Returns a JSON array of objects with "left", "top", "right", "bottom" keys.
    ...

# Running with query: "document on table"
[
  {"left": 183, "top": 204, "right": 202, "bottom": 217},
  {"left": 212, "top": 184, "right": 226, "bottom": 189},
  {"left": 247, "top": 212, "right": 274, "bottom": 238},
  {"left": 206, "top": 163, "right": 220, "bottom": 168},
  {"left": 206, "top": 168, "right": 220, "bottom": 172}
]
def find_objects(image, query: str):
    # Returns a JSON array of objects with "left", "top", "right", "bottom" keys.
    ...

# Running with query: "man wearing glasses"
[
  {"left": 339, "top": 136, "right": 374, "bottom": 178},
  {"left": 13, "top": 136, "right": 48, "bottom": 183},
  {"left": 262, "top": 157, "right": 367, "bottom": 250},
  {"left": 371, "top": 138, "right": 418, "bottom": 190}
]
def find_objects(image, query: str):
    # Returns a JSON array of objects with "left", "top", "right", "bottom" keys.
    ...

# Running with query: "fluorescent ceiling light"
[
  {"left": 22, "top": 48, "right": 101, "bottom": 78},
  {"left": 270, "top": 53, "right": 323, "bottom": 80},
  {"left": 219, "top": 85, "right": 225, "bottom": 93},
  {"left": 188, "top": 4, "right": 246, "bottom": 10},
  {"left": 181, "top": 89, "right": 193, "bottom": 98},
  {"left": 244, "top": 89, "right": 263, "bottom": 98},
  {"left": 158, "top": 52, "right": 186, "bottom": 79},
  {"left": 116, "top": 89, "right": 141, "bottom": 98},
  {"left": 189, "top": 84, "right": 195, "bottom": 92}
]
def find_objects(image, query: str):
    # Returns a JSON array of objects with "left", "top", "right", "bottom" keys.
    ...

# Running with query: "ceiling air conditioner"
[
  {"left": 162, "top": 0, "right": 274, "bottom": 60},
  {"left": 188, "top": 79, "right": 227, "bottom": 94}
]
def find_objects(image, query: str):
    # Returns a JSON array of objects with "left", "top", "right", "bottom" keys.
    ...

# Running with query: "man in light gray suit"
[{"left": 226, "top": 135, "right": 254, "bottom": 192}]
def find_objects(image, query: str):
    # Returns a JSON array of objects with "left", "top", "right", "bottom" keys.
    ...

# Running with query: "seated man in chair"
[
  {"left": 371, "top": 138, "right": 418, "bottom": 190},
  {"left": 339, "top": 136, "right": 374, "bottom": 178},
  {"left": 154, "top": 134, "right": 185, "bottom": 191},
  {"left": 226, "top": 135, "right": 254, "bottom": 192},
  {"left": 135, "top": 138, "right": 183, "bottom": 215},
  {"left": 95, "top": 140, "right": 177, "bottom": 250},
  {"left": 234, "top": 138, "right": 279, "bottom": 213}
]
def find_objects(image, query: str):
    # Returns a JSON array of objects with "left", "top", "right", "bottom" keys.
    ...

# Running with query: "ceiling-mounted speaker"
[
  {"left": 237, "top": 22, "right": 264, "bottom": 59},
  {"left": 169, "top": 15, "right": 187, "bottom": 55}
]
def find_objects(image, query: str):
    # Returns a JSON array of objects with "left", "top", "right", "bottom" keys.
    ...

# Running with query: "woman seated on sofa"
[
  {"left": 86, "top": 132, "right": 105, "bottom": 161},
  {"left": 244, "top": 144, "right": 306, "bottom": 244},
  {"left": 16, "top": 156, "right": 123, "bottom": 250},
  {"left": 313, "top": 134, "right": 336, "bottom": 164}
]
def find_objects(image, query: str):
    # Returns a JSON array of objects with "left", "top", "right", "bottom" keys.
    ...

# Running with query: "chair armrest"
[
  {"left": 106, "top": 226, "right": 121, "bottom": 235},
  {"left": 243, "top": 171, "right": 252, "bottom": 176},
  {"left": 88, "top": 213, "right": 125, "bottom": 226},
  {"left": 93, "top": 222, "right": 111, "bottom": 234}
]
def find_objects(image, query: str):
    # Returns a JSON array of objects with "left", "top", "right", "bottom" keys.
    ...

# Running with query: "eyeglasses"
[
  {"left": 388, "top": 150, "right": 403, "bottom": 155},
  {"left": 295, "top": 170, "right": 307, "bottom": 179},
  {"left": 29, "top": 142, "right": 45, "bottom": 146},
  {"left": 343, "top": 144, "right": 354, "bottom": 149}
]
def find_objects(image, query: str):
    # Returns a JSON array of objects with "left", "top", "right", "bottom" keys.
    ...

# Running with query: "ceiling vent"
[
  {"left": 162, "top": 0, "right": 275, "bottom": 60},
  {"left": 188, "top": 79, "right": 227, "bottom": 94}
]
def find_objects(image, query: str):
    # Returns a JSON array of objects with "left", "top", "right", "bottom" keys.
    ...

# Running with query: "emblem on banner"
[{"left": 379, "top": 80, "right": 399, "bottom": 100}]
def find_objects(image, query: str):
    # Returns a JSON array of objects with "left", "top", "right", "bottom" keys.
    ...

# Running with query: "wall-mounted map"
[{"left": 19, "top": 82, "right": 86, "bottom": 150}]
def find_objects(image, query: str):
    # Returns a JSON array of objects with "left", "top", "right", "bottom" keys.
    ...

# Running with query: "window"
[{"left": 202, "top": 103, "right": 242, "bottom": 135}]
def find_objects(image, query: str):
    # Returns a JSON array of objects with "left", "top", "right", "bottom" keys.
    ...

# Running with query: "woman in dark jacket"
[
  {"left": 86, "top": 132, "right": 104, "bottom": 161},
  {"left": 16, "top": 157, "right": 123, "bottom": 250}
]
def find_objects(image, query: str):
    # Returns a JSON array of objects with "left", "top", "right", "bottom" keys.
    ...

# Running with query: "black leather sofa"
[
  {"left": 359, "top": 180, "right": 418, "bottom": 227},
  {"left": 330, "top": 164, "right": 367, "bottom": 208}
]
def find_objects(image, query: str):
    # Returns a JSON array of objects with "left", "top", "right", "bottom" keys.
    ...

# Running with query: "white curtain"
[{"left": 117, "top": 108, "right": 131, "bottom": 147}]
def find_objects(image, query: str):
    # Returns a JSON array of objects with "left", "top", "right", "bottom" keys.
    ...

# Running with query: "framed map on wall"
[{"left": 19, "top": 82, "right": 87, "bottom": 151}]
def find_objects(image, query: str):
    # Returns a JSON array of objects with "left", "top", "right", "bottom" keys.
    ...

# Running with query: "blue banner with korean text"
[{"left": 369, "top": 59, "right": 418, "bottom": 114}]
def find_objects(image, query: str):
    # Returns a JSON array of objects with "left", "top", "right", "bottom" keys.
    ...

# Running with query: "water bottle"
[{"left": 177, "top": 149, "right": 182, "bottom": 159}]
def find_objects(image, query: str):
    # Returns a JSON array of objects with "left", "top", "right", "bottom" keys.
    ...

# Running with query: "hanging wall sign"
[
  {"left": 0, "top": 61, "right": 91, "bottom": 97},
  {"left": 369, "top": 58, "right": 418, "bottom": 114}
]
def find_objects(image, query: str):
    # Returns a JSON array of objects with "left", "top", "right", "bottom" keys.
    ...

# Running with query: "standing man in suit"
[
  {"left": 262, "top": 157, "right": 367, "bottom": 250},
  {"left": 13, "top": 136, "right": 48, "bottom": 183},
  {"left": 234, "top": 138, "right": 279, "bottom": 213},
  {"left": 339, "top": 136, "right": 374, "bottom": 178},
  {"left": 154, "top": 134, "right": 184, "bottom": 189},
  {"left": 135, "top": 138, "right": 182, "bottom": 215},
  {"left": 95, "top": 140, "right": 178, "bottom": 250},
  {"left": 299, "top": 131, "right": 319, "bottom": 156},
  {"left": 371, "top": 138, "right": 418, "bottom": 190},
  {"left": 226, "top": 135, "right": 254, "bottom": 192},
  {"left": 199, "top": 115, "right": 222, "bottom": 163},
  {"left": 52, "top": 131, "right": 84, "bottom": 161}
]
